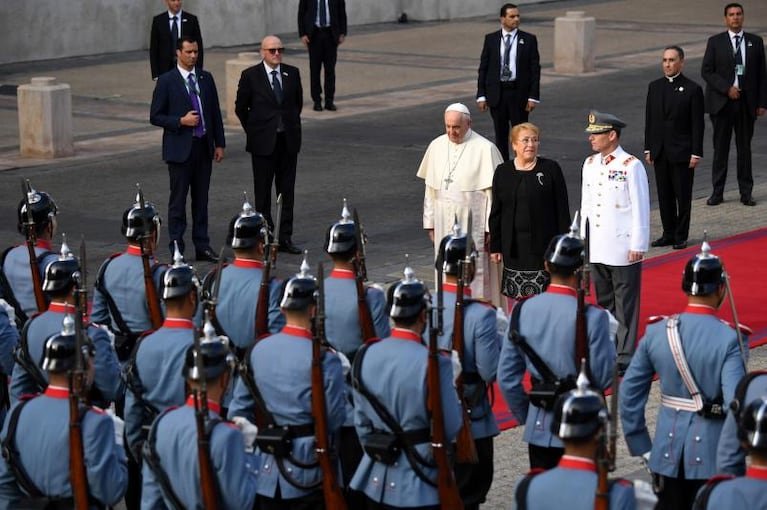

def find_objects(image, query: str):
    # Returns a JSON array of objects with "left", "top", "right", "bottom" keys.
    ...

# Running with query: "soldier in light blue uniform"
[
  {"left": 350, "top": 264, "right": 463, "bottom": 510},
  {"left": 141, "top": 319, "right": 259, "bottom": 509},
  {"left": 11, "top": 238, "right": 123, "bottom": 406},
  {"left": 499, "top": 220, "right": 615, "bottom": 469},
  {"left": 515, "top": 368, "right": 636, "bottom": 510},
  {"left": 0, "top": 316, "right": 128, "bottom": 509},
  {"left": 228, "top": 254, "right": 346, "bottom": 509},
  {"left": 202, "top": 196, "right": 284, "bottom": 354},
  {"left": 435, "top": 220, "right": 500, "bottom": 510},
  {"left": 0, "top": 300, "right": 19, "bottom": 425},
  {"left": 717, "top": 371, "right": 767, "bottom": 475},
  {"left": 620, "top": 239, "right": 747, "bottom": 510},
  {"left": 0, "top": 184, "right": 59, "bottom": 324},
  {"left": 124, "top": 246, "right": 200, "bottom": 458},
  {"left": 91, "top": 193, "right": 167, "bottom": 361},
  {"left": 695, "top": 397, "right": 767, "bottom": 509},
  {"left": 323, "top": 200, "right": 390, "bottom": 508}
]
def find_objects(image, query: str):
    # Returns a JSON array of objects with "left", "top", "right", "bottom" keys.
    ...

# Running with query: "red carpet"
[{"left": 493, "top": 227, "right": 767, "bottom": 430}]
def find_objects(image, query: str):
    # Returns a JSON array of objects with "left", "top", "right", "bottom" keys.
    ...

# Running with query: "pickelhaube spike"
[
  {"left": 403, "top": 255, "right": 415, "bottom": 283},
  {"left": 59, "top": 233, "right": 72, "bottom": 260},
  {"left": 575, "top": 358, "right": 590, "bottom": 394},
  {"left": 451, "top": 214, "right": 462, "bottom": 238},
  {"left": 25, "top": 179, "right": 38, "bottom": 204},
  {"left": 203, "top": 310, "right": 217, "bottom": 342},
  {"left": 699, "top": 231, "right": 712, "bottom": 258},
  {"left": 568, "top": 211, "right": 581, "bottom": 238},
  {"left": 61, "top": 313, "right": 75, "bottom": 336},
  {"left": 241, "top": 191, "right": 254, "bottom": 217},
  {"left": 172, "top": 241, "right": 184, "bottom": 267},
  {"left": 340, "top": 198, "right": 352, "bottom": 223},
  {"left": 299, "top": 250, "right": 311, "bottom": 277}
]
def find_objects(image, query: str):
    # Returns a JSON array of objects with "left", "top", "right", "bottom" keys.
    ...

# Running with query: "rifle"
[
  {"left": 136, "top": 184, "right": 163, "bottom": 329},
  {"left": 427, "top": 296, "right": 464, "bottom": 510},
  {"left": 194, "top": 312, "right": 219, "bottom": 509},
  {"left": 311, "top": 263, "right": 348, "bottom": 510},
  {"left": 69, "top": 238, "right": 91, "bottom": 510},
  {"left": 21, "top": 179, "right": 46, "bottom": 312},
  {"left": 352, "top": 207, "right": 376, "bottom": 342},
  {"left": 574, "top": 213, "right": 591, "bottom": 378},
  {"left": 255, "top": 193, "right": 282, "bottom": 337},
  {"left": 451, "top": 214, "right": 478, "bottom": 465},
  {"left": 595, "top": 419, "right": 610, "bottom": 510}
]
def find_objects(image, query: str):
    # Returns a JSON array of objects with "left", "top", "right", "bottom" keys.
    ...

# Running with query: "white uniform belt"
[{"left": 660, "top": 393, "right": 701, "bottom": 412}]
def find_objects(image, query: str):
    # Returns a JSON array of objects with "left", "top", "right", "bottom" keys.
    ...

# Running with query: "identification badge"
[{"left": 736, "top": 64, "right": 745, "bottom": 76}]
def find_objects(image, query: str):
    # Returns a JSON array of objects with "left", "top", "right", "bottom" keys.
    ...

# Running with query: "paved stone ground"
[{"left": 0, "top": 0, "right": 765, "bottom": 507}]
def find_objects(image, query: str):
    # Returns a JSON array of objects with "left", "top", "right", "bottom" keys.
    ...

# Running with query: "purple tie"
[{"left": 187, "top": 74, "right": 206, "bottom": 137}]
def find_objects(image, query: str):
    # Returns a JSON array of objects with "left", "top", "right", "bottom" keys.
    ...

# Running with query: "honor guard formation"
[{"left": 1, "top": 1, "right": 766, "bottom": 509}]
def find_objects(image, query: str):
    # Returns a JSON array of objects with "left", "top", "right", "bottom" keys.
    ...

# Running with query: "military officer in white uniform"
[{"left": 580, "top": 110, "right": 649, "bottom": 374}]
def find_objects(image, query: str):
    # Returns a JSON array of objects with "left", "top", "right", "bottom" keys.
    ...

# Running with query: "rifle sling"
[
  {"left": 94, "top": 257, "right": 136, "bottom": 337},
  {"left": 352, "top": 342, "right": 438, "bottom": 487},
  {"left": 14, "top": 318, "right": 48, "bottom": 392},
  {"left": 509, "top": 299, "right": 561, "bottom": 385},
  {"left": 142, "top": 408, "right": 190, "bottom": 510}
]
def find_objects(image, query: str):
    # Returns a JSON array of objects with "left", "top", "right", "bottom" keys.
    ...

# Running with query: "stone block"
[
  {"left": 225, "top": 52, "right": 261, "bottom": 126},
  {"left": 18, "top": 77, "right": 74, "bottom": 158},
  {"left": 554, "top": 11, "right": 596, "bottom": 74}
]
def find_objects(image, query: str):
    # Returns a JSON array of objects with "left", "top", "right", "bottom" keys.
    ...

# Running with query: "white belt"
[{"left": 660, "top": 393, "right": 700, "bottom": 412}]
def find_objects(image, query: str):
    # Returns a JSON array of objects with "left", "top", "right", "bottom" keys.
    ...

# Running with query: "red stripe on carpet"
[{"left": 493, "top": 227, "right": 767, "bottom": 430}]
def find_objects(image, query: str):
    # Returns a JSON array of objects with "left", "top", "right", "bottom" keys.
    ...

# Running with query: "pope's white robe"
[{"left": 416, "top": 129, "right": 504, "bottom": 305}]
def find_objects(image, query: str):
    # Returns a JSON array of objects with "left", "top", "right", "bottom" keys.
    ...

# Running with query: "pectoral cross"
[{"left": 443, "top": 175, "right": 454, "bottom": 190}]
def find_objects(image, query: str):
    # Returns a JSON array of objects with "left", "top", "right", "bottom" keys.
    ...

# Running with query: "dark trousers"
[
  {"left": 166, "top": 137, "right": 212, "bottom": 256},
  {"left": 490, "top": 84, "right": 529, "bottom": 161},
  {"left": 308, "top": 28, "right": 338, "bottom": 104},
  {"left": 339, "top": 426, "right": 367, "bottom": 508},
  {"left": 250, "top": 133, "right": 297, "bottom": 243},
  {"left": 592, "top": 262, "right": 642, "bottom": 364},
  {"left": 455, "top": 436, "right": 494, "bottom": 510},
  {"left": 654, "top": 153, "right": 694, "bottom": 243},
  {"left": 655, "top": 460, "right": 706, "bottom": 510},
  {"left": 528, "top": 443, "right": 564, "bottom": 470},
  {"left": 258, "top": 486, "right": 323, "bottom": 510},
  {"left": 710, "top": 96, "right": 755, "bottom": 200}
]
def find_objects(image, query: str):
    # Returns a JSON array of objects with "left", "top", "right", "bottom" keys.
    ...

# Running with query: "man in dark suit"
[
  {"left": 477, "top": 3, "right": 540, "bottom": 161},
  {"left": 235, "top": 35, "right": 303, "bottom": 255},
  {"left": 298, "top": 0, "right": 347, "bottom": 111},
  {"left": 149, "top": 0, "right": 204, "bottom": 80},
  {"left": 150, "top": 36, "right": 225, "bottom": 262},
  {"left": 701, "top": 2, "right": 767, "bottom": 207},
  {"left": 644, "top": 46, "right": 704, "bottom": 251}
]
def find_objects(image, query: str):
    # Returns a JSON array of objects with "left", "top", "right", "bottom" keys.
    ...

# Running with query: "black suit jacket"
[
  {"left": 488, "top": 158, "right": 570, "bottom": 265},
  {"left": 297, "top": 0, "right": 347, "bottom": 43},
  {"left": 477, "top": 29, "right": 541, "bottom": 108},
  {"left": 149, "top": 68, "right": 225, "bottom": 163},
  {"left": 149, "top": 10, "right": 204, "bottom": 79},
  {"left": 234, "top": 63, "right": 303, "bottom": 156},
  {"left": 644, "top": 73, "right": 704, "bottom": 163},
  {"left": 701, "top": 31, "right": 767, "bottom": 116}
]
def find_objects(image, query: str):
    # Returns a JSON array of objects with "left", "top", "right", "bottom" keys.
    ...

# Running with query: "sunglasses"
[{"left": 265, "top": 47, "right": 285, "bottom": 55}]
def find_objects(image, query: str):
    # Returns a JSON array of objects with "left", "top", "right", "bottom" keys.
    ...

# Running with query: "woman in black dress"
[{"left": 489, "top": 122, "right": 571, "bottom": 299}]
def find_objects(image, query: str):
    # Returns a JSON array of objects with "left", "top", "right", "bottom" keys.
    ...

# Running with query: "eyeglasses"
[
  {"left": 518, "top": 137, "right": 540, "bottom": 145},
  {"left": 266, "top": 47, "right": 285, "bottom": 55}
]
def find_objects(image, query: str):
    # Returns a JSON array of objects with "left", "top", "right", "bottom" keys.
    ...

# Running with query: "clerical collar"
[{"left": 665, "top": 72, "right": 681, "bottom": 83}]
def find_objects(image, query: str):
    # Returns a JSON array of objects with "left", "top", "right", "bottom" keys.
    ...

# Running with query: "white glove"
[
  {"left": 641, "top": 451, "right": 651, "bottom": 467},
  {"left": 495, "top": 307, "right": 509, "bottom": 338},
  {"left": 450, "top": 350, "right": 462, "bottom": 385},
  {"left": 606, "top": 310, "right": 619, "bottom": 343},
  {"left": 97, "top": 324, "right": 116, "bottom": 348},
  {"left": 106, "top": 405, "right": 125, "bottom": 448},
  {"left": 336, "top": 351, "right": 351, "bottom": 377},
  {"left": 0, "top": 299, "right": 16, "bottom": 324},
  {"left": 231, "top": 416, "right": 259, "bottom": 452}
]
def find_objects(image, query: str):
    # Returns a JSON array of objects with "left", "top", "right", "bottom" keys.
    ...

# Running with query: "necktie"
[
  {"left": 187, "top": 74, "right": 205, "bottom": 137},
  {"left": 502, "top": 34, "right": 512, "bottom": 81},
  {"left": 271, "top": 70, "right": 283, "bottom": 104},
  {"left": 319, "top": 0, "right": 327, "bottom": 27},
  {"left": 171, "top": 16, "right": 179, "bottom": 52},
  {"left": 734, "top": 35, "right": 743, "bottom": 66}
]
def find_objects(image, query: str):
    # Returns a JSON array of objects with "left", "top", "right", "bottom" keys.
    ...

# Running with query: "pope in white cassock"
[{"left": 417, "top": 103, "right": 504, "bottom": 304}]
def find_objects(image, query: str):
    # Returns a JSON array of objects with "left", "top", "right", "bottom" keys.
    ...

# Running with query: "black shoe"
[
  {"left": 672, "top": 241, "right": 688, "bottom": 250},
  {"left": 741, "top": 198, "right": 756, "bottom": 206},
  {"left": 324, "top": 102, "right": 337, "bottom": 111},
  {"left": 278, "top": 241, "right": 302, "bottom": 254},
  {"left": 313, "top": 102, "right": 323, "bottom": 112},
  {"left": 651, "top": 237, "right": 673, "bottom": 247},
  {"left": 195, "top": 247, "right": 219, "bottom": 263},
  {"left": 706, "top": 195, "right": 723, "bottom": 206}
]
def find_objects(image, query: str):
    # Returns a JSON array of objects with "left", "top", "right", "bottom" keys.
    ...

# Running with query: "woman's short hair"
[{"left": 510, "top": 122, "right": 540, "bottom": 143}]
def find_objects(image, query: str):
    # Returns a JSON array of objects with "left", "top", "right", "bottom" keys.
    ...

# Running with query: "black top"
[{"left": 489, "top": 157, "right": 571, "bottom": 269}]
